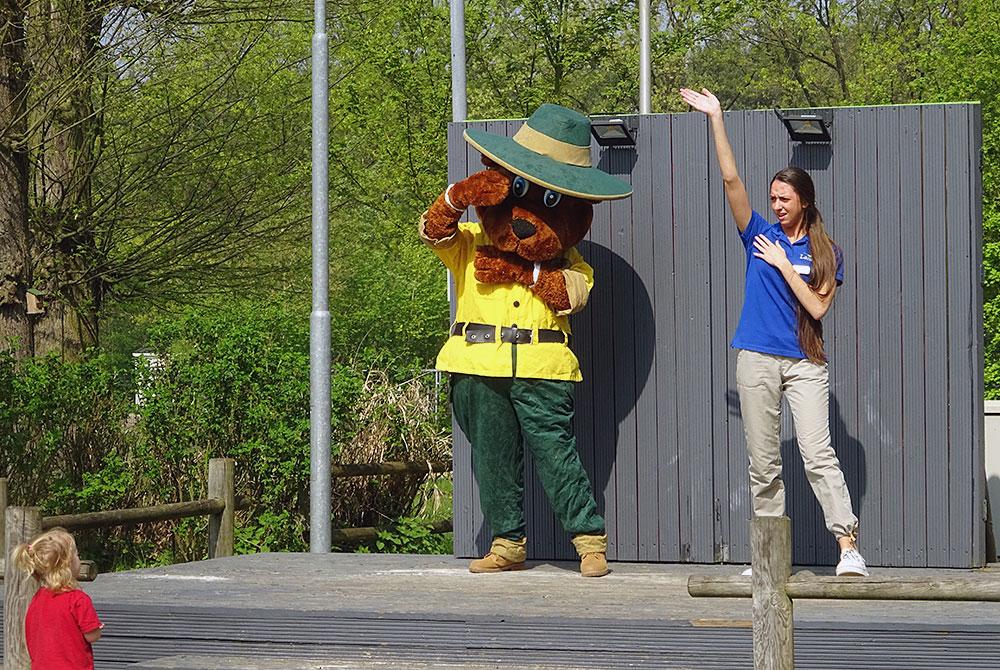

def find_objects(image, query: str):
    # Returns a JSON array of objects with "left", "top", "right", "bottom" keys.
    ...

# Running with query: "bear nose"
[{"left": 511, "top": 218, "right": 536, "bottom": 240}]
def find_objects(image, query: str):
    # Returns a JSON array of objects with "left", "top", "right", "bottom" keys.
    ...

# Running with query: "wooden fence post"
[
  {"left": 208, "top": 458, "right": 235, "bottom": 559},
  {"left": 752, "top": 516, "right": 794, "bottom": 670},
  {"left": 0, "top": 478, "right": 8, "bottom": 559},
  {"left": 5, "top": 506, "right": 42, "bottom": 670}
]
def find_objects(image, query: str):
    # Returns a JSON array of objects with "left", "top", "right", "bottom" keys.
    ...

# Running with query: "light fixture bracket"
[
  {"left": 590, "top": 117, "right": 637, "bottom": 147},
  {"left": 774, "top": 109, "right": 833, "bottom": 143}
]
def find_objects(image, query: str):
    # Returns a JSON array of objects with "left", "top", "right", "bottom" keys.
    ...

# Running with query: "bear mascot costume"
[{"left": 419, "top": 103, "right": 632, "bottom": 577}]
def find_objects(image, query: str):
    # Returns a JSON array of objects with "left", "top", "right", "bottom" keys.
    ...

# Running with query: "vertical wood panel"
[
  {"left": 945, "top": 105, "right": 975, "bottom": 566},
  {"left": 877, "top": 106, "right": 905, "bottom": 566},
  {"left": 608, "top": 121, "right": 640, "bottom": 562},
  {"left": 447, "top": 121, "right": 474, "bottom": 557},
  {"left": 590, "top": 144, "right": 619, "bottom": 559},
  {"left": 634, "top": 114, "right": 661, "bottom": 561},
  {"left": 922, "top": 106, "right": 950, "bottom": 567},
  {"left": 571, "top": 190, "right": 597, "bottom": 558},
  {"left": 855, "top": 108, "right": 883, "bottom": 566},
  {"left": 970, "top": 104, "right": 987, "bottom": 564},
  {"left": 707, "top": 111, "right": 733, "bottom": 562},
  {"left": 829, "top": 109, "right": 864, "bottom": 567},
  {"left": 726, "top": 111, "right": 751, "bottom": 564},
  {"left": 808, "top": 136, "right": 834, "bottom": 563},
  {"left": 672, "top": 112, "right": 715, "bottom": 562},
  {"left": 465, "top": 120, "right": 490, "bottom": 557},
  {"left": 654, "top": 114, "right": 681, "bottom": 561},
  {"left": 571, "top": 137, "right": 601, "bottom": 556},
  {"left": 899, "top": 106, "right": 927, "bottom": 566}
]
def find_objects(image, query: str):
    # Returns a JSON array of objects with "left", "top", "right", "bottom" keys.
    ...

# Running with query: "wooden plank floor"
[{"left": 4, "top": 553, "right": 1000, "bottom": 669}]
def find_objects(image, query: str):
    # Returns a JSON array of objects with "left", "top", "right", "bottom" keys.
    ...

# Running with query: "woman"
[{"left": 679, "top": 87, "right": 868, "bottom": 576}]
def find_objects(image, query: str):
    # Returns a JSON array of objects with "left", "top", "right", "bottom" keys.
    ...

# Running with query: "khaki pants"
[{"left": 736, "top": 349, "right": 858, "bottom": 539}]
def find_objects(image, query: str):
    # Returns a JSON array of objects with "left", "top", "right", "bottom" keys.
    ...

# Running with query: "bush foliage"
[{"left": 0, "top": 300, "right": 452, "bottom": 568}]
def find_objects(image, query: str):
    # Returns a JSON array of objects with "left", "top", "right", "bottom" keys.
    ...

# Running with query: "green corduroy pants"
[{"left": 451, "top": 373, "right": 605, "bottom": 541}]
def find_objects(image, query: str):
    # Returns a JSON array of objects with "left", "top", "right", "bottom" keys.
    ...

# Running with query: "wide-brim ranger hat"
[{"left": 463, "top": 104, "right": 632, "bottom": 201}]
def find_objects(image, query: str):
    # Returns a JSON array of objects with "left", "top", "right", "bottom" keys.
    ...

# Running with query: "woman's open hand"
[
  {"left": 752, "top": 235, "right": 791, "bottom": 270},
  {"left": 679, "top": 88, "right": 722, "bottom": 118}
]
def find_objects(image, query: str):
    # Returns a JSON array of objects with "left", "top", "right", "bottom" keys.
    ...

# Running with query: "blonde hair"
[{"left": 11, "top": 527, "right": 79, "bottom": 592}]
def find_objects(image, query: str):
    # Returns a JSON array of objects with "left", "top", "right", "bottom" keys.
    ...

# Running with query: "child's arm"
[
  {"left": 83, "top": 624, "right": 103, "bottom": 643},
  {"left": 72, "top": 591, "right": 103, "bottom": 644}
]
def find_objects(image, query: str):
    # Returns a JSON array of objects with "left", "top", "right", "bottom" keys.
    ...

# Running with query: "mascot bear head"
[
  {"left": 461, "top": 104, "right": 632, "bottom": 262},
  {"left": 421, "top": 104, "right": 632, "bottom": 313}
]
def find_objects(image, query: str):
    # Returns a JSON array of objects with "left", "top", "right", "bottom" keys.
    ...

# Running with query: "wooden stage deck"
[{"left": 4, "top": 553, "right": 1000, "bottom": 669}]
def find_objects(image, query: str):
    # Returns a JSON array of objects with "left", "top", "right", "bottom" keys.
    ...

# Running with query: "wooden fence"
[
  {"left": 1, "top": 458, "right": 452, "bottom": 670},
  {"left": 687, "top": 516, "right": 1000, "bottom": 669}
]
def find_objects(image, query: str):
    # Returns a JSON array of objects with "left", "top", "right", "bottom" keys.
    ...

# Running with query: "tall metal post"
[
  {"left": 448, "top": 0, "right": 466, "bottom": 304},
  {"left": 309, "top": 0, "right": 331, "bottom": 553},
  {"left": 450, "top": 0, "right": 467, "bottom": 122},
  {"left": 639, "top": 0, "right": 651, "bottom": 114}
]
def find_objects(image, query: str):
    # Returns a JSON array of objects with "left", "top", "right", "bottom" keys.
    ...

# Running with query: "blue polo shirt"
[{"left": 731, "top": 210, "right": 844, "bottom": 359}]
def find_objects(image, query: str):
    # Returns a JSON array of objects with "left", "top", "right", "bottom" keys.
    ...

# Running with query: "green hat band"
[{"left": 513, "top": 123, "right": 592, "bottom": 168}]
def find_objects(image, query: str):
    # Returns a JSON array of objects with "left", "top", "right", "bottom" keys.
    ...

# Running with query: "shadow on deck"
[{"left": 4, "top": 553, "right": 1000, "bottom": 669}]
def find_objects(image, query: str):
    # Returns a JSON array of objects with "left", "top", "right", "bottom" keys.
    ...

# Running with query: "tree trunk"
[
  {"left": 0, "top": 0, "right": 34, "bottom": 357},
  {"left": 25, "top": 0, "right": 104, "bottom": 356}
]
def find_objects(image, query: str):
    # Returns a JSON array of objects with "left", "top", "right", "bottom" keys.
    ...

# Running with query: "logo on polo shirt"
[{"left": 793, "top": 253, "right": 812, "bottom": 276}]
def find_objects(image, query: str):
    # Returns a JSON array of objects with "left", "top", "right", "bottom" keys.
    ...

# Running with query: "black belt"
[{"left": 451, "top": 322, "right": 569, "bottom": 345}]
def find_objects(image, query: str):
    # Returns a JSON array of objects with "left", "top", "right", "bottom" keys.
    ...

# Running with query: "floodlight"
[
  {"left": 590, "top": 118, "right": 637, "bottom": 147},
  {"left": 775, "top": 111, "right": 832, "bottom": 143}
]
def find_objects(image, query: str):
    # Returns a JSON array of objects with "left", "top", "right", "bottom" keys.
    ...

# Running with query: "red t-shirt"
[{"left": 24, "top": 588, "right": 102, "bottom": 670}]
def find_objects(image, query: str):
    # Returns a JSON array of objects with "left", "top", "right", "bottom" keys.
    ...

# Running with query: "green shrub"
[
  {"left": 0, "top": 299, "right": 453, "bottom": 568},
  {"left": 362, "top": 516, "right": 453, "bottom": 555}
]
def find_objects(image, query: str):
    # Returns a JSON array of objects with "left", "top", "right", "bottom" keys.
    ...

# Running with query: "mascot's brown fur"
[{"left": 423, "top": 158, "right": 593, "bottom": 311}]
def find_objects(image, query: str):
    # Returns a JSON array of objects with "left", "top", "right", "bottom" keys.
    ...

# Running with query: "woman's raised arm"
[{"left": 679, "top": 88, "right": 752, "bottom": 232}]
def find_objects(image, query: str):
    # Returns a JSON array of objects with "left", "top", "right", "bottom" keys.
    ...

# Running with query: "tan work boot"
[
  {"left": 580, "top": 552, "right": 608, "bottom": 577},
  {"left": 468, "top": 552, "right": 527, "bottom": 573}
]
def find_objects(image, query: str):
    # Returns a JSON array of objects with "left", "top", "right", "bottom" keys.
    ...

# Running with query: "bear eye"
[
  {"left": 511, "top": 176, "right": 529, "bottom": 198},
  {"left": 543, "top": 189, "right": 562, "bottom": 208}
]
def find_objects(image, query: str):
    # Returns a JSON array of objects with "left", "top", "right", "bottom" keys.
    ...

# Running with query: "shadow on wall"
[
  {"left": 780, "top": 393, "right": 867, "bottom": 565},
  {"left": 791, "top": 142, "right": 833, "bottom": 171},
  {"left": 574, "top": 239, "right": 657, "bottom": 514},
  {"left": 727, "top": 389, "right": 867, "bottom": 566}
]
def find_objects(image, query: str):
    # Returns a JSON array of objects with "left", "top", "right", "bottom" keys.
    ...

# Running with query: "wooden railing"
[
  {"left": 687, "top": 516, "right": 1000, "bottom": 670},
  {"left": 1, "top": 459, "right": 451, "bottom": 567},
  {"left": 1, "top": 457, "right": 452, "bottom": 670}
]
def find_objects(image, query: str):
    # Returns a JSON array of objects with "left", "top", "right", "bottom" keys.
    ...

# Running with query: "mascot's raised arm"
[{"left": 419, "top": 103, "right": 631, "bottom": 578}]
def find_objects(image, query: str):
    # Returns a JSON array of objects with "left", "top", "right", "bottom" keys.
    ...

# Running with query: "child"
[{"left": 12, "top": 528, "right": 104, "bottom": 669}]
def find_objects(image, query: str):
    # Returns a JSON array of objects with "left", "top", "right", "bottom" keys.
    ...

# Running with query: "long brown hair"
[{"left": 771, "top": 167, "right": 839, "bottom": 364}]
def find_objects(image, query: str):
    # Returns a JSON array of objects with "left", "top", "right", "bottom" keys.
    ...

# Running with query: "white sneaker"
[
  {"left": 740, "top": 566, "right": 752, "bottom": 576},
  {"left": 836, "top": 548, "right": 869, "bottom": 577}
]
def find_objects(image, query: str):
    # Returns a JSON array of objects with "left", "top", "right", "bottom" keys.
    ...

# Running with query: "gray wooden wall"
[{"left": 447, "top": 104, "right": 985, "bottom": 568}]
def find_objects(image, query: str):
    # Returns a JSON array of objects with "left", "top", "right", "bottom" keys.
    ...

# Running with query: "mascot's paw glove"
[
  {"left": 424, "top": 169, "right": 511, "bottom": 241},
  {"left": 450, "top": 169, "right": 511, "bottom": 209}
]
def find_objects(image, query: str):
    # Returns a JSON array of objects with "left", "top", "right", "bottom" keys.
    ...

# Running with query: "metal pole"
[
  {"left": 448, "top": 0, "right": 466, "bottom": 305},
  {"left": 309, "top": 0, "right": 331, "bottom": 553},
  {"left": 639, "top": 0, "right": 651, "bottom": 114},
  {"left": 450, "top": 0, "right": 467, "bottom": 122}
]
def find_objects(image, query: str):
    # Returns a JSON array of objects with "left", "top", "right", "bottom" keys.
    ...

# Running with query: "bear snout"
[{"left": 511, "top": 218, "right": 537, "bottom": 240}]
